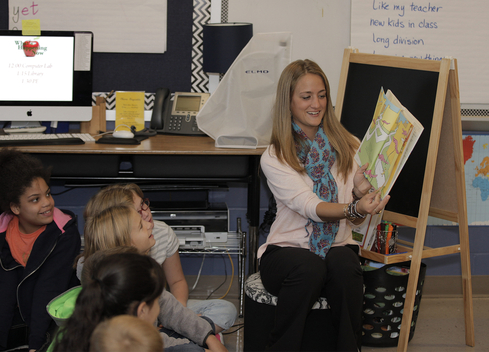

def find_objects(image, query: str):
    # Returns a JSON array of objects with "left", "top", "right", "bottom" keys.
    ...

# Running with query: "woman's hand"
[
  {"left": 353, "top": 163, "right": 373, "bottom": 198},
  {"left": 356, "top": 189, "right": 390, "bottom": 216}
]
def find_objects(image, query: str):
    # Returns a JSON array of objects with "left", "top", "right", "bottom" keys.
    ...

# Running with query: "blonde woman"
[{"left": 258, "top": 59, "right": 390, "bottom": 351}]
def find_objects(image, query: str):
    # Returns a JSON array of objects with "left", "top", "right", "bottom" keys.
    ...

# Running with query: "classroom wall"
[{"left": 1, "top": 0, "right": 487, "bottom": 277}]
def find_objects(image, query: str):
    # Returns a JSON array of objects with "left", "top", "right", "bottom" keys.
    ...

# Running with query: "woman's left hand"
[{"left": 353, "top": 163, "right": 373, "bottom": 197}]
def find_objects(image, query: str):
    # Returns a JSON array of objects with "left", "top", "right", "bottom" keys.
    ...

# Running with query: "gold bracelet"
[{"left": 343, "top": 203, "right": 356, "bottom": 222}]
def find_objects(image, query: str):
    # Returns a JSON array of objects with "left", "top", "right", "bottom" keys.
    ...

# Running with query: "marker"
[{"left": 386, "top": 223, "right": 394, "bottom": 254}]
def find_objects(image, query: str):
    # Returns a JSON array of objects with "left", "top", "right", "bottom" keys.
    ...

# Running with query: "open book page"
[
  {"left": 383, "top": 90, "right": 424, "bottom": 198},
  {"left": 354, "top": 88, "right": 424, "bottom": 199}
]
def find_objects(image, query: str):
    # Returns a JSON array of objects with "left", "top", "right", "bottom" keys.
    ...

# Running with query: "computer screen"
[{"left": 0, "top": 30, "right": 93, "bottom": 128}]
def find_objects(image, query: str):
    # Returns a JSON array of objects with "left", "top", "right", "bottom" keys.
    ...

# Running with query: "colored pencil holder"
[{"left": 372, "top": 229, "right": 398, "bottom": 254}]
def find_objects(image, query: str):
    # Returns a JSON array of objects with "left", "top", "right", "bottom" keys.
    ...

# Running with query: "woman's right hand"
[{"left": 357, "top": 189, "right": 390, "bottom": 216}]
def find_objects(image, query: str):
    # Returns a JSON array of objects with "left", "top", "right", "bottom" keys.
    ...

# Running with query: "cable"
[
  {"left": 223, "top": 323, "right": 244, "bottom": 335},
  {"left": 189, "top": 254, "right": 206, "bottom": 293},
  {"left": 218, "top": 251, "right": 234, "bottom": 300},
  {"left": 51, "top": 187, "right": 76, "bottom": 196},
  {"left": 206, "top": 255, "right": 227, "bottom": 299}
]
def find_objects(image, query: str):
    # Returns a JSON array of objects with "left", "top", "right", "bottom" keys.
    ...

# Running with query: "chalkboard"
[{"left": 338, "top": 58, "right": 440, "bottom": 218}]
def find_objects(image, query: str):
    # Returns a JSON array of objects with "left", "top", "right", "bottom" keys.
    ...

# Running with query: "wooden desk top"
[{"left": 15, "top": 134, "right": 267, "bottom": 156}]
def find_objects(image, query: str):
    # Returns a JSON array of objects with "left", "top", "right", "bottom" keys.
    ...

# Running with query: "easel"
[{"left": 335, "top": 48, "right": 474, "bottom": 351}]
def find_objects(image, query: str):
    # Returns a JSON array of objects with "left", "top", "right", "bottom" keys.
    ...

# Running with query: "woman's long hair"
[
  {"left": 269, "top": 59, "right": 359, "bottom": 181},
  {"left": 53, "top": 251, "right": 165, "bottom": 352}
]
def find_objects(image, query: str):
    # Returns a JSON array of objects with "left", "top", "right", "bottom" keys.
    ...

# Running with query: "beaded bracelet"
[
  {"left": 343, "top": 203, "right": 357, "bottom": 222},
  {"left": 352, "top": 188, "right": 362, "bottom": 201},
  {"left": 344, "top": 199, "right": 367, "bottom": 222}
]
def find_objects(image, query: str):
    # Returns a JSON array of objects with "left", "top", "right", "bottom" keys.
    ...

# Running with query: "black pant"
[{"left": 260, "top": 245, "right": 363, "bottom": 352}]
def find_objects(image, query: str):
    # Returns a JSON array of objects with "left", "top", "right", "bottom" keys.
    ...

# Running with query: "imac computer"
[{"left": 0, "top": 30, "right": 93, "bottom": 129}]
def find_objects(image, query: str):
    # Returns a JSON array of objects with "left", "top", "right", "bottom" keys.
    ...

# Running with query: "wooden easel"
[{"left": 335, "top": 48, "right": 474, "bottom": 351}]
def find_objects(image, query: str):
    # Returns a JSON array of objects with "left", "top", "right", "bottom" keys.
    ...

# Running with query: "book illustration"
[{"left": 355, "top": 88, "right": 424, "bottom": 199}]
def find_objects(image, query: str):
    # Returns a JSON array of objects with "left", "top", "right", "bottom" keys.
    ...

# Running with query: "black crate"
[{"left": 362, "top": 261, "right": 427, "bottom": 347}]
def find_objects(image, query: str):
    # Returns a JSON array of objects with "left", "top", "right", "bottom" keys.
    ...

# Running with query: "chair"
[{"left": 244, "top": 272, "right": 337, "bottom": 351}]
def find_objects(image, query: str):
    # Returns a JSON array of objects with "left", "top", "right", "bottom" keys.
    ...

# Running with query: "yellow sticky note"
[
  {"left": 115, "top": 92, "right": 145, "bottom": 132},
  {"left": 22, "top": 19, "right": 41, "bottom": 36}
]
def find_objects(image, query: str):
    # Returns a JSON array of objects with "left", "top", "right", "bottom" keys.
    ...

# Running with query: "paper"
[
  {"left": 22, "top": 19, "right": 41, "bottom": 36},
  {"left": 115, "top": 91, "right": 145, "bottom": 132},
  {"left": 355, "top": 88, "right": 424, "bottom": 199}
]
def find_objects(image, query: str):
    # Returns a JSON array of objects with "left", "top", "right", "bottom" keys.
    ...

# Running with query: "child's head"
[
  {"left": 0, "top": 149, "right": 53, "bottom": 233},
  {"left": 89, "top": 315, "right": 163, "bottom": 352},
  {"left": 83, "top": 205, "right": 155, "bottom": 259},
  {"left": 53, "top": 251, "right": 165, "bottom": 352},
  {"left": 84, "top": 183, "right": 153, "bottom": 225}
]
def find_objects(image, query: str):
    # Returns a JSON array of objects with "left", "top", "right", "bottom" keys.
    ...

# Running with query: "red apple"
[{"left": 23, "top": 41, "right": 39, "bottom": 57}]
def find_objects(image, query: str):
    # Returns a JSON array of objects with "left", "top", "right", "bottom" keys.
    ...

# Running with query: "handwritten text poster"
[
  {"left": 351, "top": 0, "right": 489, "bottom": 106},
  {"left": 9, "top": 0, "right": 167, "bottom": 53}
]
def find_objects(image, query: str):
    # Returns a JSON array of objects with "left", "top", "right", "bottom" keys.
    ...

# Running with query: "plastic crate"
[{"left": 362, "top": 261, "right": 427, "bottom": 347}]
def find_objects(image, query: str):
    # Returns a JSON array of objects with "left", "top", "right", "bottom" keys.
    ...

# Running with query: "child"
[
  {"left": 52, "top": 251, "right": 165, "bottom": 352},
  {"left": 80, "top": 205, "right": 227, "bottom": 352},
  {"left": 83, "top": 184, "right": 237, "bottom": 334},
  {"left": 90, "top": 315, "right": 164, "bottom": 352},
  {"left": 0, "top": 148, "right": 81, "bottom": 351}
]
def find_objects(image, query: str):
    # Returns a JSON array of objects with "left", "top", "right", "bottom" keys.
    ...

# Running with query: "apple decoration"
[{"left": 23, "top": 41, "right": 39, "bottom": 57}]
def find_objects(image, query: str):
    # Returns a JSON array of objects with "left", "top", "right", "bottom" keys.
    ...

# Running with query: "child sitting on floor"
[{"left": 0, "top": 148, "right": 81, "bottom": 351}]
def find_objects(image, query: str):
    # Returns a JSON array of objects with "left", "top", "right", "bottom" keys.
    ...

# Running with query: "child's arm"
[
  {"left": 158, "top": 290, "right": 214, "bottom": 346},
  {"left": 204, "top": 334, "right": 228, "bottom": 352},
  {"left": 162, "top": 251, "right": 189, "bottom": 306}
]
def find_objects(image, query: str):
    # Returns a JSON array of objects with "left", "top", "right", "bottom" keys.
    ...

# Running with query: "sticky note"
[{"left": 22, "top": 19, "right": 41, "bottom": 36}]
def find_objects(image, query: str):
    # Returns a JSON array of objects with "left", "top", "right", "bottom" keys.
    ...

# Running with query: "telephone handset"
[{"left": 150, "top": 88, "right": 210, "bottom": 135}]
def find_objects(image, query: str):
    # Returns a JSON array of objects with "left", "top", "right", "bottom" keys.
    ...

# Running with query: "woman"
[{"left": 258, "top": 59, "right": 390, "bottom": 351}]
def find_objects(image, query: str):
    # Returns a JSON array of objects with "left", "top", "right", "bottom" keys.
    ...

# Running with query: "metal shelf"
[{"left": 178, "top": 230, "right": 246, "bottom": 317}]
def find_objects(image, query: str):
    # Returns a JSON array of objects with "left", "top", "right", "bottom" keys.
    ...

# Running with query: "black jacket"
[{"left": 0, "top": 208, "right": 81, "bottom": 350}]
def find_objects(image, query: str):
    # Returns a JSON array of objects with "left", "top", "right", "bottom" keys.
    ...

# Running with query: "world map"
[{"left": 429, "top": 133, "right": 489, "bottom": 225}]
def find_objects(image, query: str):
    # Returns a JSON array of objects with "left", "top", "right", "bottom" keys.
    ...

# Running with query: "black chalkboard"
[{"left": 339, "top": 62, "right": 439, "bottom": 218}]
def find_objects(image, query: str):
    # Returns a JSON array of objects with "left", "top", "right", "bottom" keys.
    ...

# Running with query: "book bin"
[{"left": 362, "top": 261, "right": 427, "bottom": 347}]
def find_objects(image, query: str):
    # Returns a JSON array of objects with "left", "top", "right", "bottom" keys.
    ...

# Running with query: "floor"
[{"left": 188, "top": 275, "right": 489, "bottom": 352}]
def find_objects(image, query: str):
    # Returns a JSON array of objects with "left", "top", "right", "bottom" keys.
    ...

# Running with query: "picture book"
[{"left": 355, "top": 87, "right": 424, "bottom": 199}]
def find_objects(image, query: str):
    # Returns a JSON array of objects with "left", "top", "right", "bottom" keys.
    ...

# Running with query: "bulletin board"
[{"left": 8, "top": 0, "right": 167, "bottom": 53}]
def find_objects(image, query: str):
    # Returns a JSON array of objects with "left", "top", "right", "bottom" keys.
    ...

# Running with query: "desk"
[{"left": 13, "top": 134, "right": 265, "bottom": 274}]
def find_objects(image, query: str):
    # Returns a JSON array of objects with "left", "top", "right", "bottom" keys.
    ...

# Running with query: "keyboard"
[{"left": 0, "top": 133, "right": 96, "bottom": 146}]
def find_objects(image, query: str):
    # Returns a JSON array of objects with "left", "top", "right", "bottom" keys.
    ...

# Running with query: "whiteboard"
[
  {"left": 8, "top": 0, "right": 167, "bottom": 53},
  {"left": 228, "top": 0, "right": 488, "bottom": 107},
  {"left": 227, "top": 0, "right": 350, "bottom": 105},
  {"left": 351, "top": 0, "right": 489, "bottom": 107}
]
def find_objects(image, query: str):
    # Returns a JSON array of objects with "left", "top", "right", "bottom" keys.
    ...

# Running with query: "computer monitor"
[{"left": 0, "top": 30, "right": 93, "bottom": 128}]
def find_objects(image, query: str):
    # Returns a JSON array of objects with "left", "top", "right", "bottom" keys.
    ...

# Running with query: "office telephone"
[{"left": 150, "top": 88, "right": 210, "bottom": 135}]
